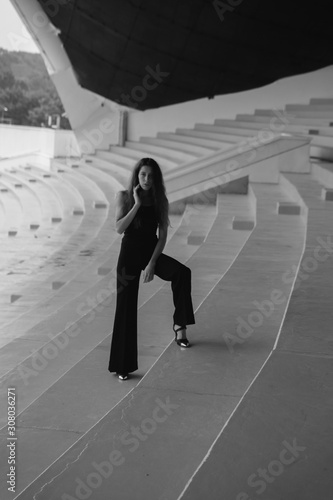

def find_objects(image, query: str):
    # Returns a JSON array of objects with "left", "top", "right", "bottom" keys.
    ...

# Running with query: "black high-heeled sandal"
[
  {"left": 173, "top": 324, "right": 190, "bottom": 348},
  {"left": 117, "top": 373, "right": 128, "bottom": 380}
]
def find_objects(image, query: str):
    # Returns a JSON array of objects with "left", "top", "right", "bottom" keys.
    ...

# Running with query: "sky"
[{"left": 0, "top": 0, "right": 39, "bottom": 52}]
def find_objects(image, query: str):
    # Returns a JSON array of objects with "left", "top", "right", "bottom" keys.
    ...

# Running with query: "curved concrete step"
[
  {"left": 110, "top": 143, "right": 181, "bottom": 169},
  {"left": 95, "top": 149, "right": 180, "bottom": 172},
  {"left": 255, "top": 108, "right": 333, "bottom": 119},
  {"left": 215, "top": 118, "right": 333, "bottom": 137},
  {"left": 0, "top": 169, "right": 117, "bottom": 345},
  {"left": 124, "top": 140, "right": 196, "bottom": 164},
  {"left": 0, "top": 172, "right": 42, "bottom": 227},
  {"left": 0, "top": 177, "right": 49, "bottom": 278},
  {"left": 214, "top": 117, "right": 333, "bottom": 161},
  {"left": 236, "top": 113, "right": 332, "bottom": 127},
  {"left": 0, "top": 166, "right": 87, "bottom": 298},
  {"left": 175, "top": 128, "right": 241, "bottom": 143},
  {"left": 0, "top": 165, "right": 111, "bottom": 329},
  {"left": 94, "top": 150, "right": 135, "bottom": 167},
  {"left": 0, "top": 168, "right": 70, "bottom": 290},
  {"left": 156, "top": 132, "right": 224, "bottom": 153},
  {"left": 19, "top": 166, "right": 64, "bottom": 221},
  {"left": 7, "top": 168, "right": 62, "bottom": 235},
  {"left": 285, "top": 103, "right": 333, "bottom": 112},
  {"left": 195, "top": 122, "right": 257, "bottom": 137},
  {"left": 0, "top": 183, "right": 23, "bottom": 238},
  {"left": 310, "top": 98, "right": 333, "bottom": 105},
  {"left": 83, "top": 155, "right": 129, "bottom": 188}
]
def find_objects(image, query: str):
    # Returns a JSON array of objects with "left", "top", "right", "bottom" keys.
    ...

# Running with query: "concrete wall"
[
  {"left": 127, "top": 65, "right": 333, "bottom": 141},
  {"left": 0, "top": 124, "right": 80, "bottom": 158}
]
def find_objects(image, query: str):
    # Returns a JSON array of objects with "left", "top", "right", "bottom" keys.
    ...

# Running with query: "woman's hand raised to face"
[{"left": 133, "top": 184, "right": 142, "bottom": 206}]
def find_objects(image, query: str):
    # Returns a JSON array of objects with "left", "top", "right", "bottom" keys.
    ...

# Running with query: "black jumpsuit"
[{"left": 108, "top": 202, "right": 195, "bottom": 374}]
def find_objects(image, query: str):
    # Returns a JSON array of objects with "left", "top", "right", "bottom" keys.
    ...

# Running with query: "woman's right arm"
[{"left": 115, "top": 189, "right": 141, "bottom": 234}]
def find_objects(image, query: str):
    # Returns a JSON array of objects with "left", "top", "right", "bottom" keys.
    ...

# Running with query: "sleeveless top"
[{"left": 124, "top": 204, "right": 158, "bottom": 240}]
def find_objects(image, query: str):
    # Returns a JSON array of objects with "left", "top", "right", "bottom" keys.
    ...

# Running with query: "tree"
[{"left": 0, "top": 49, "right": 71, "bottom": 129}]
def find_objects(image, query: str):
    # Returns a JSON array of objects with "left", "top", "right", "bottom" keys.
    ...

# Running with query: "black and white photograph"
[{"left": 0, "top": 1, "right": 332, "bottom": 499}]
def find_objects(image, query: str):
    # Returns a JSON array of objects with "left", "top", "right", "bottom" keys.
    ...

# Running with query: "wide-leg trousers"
[{"left": 108, "top": 236, "right": 195, "bottom": 374}]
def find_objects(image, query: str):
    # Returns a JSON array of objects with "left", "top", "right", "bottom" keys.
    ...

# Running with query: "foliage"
[{"left": 0, "top": 48, "right": 71, "bottom": 129}]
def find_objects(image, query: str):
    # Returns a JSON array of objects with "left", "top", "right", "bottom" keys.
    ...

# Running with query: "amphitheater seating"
[
  {"left": 231, "top": 97, "right": 333, "bottom": 160},
  {"left": 0, "top": 154, "right": 185, "bottom": 369},
  {"left": 8, "top": 168, "right": 311, "bottom": 499},
  {"left": 178, "top": 164, "right": 333, "bottom": 500},
  {"left": 0, "top": 164, "right": 111, "bottom": 346},
  {"left": 0, "top": 164, "right": 110, "bottom": 332},
  {"left": 0, "top": 174, "right": 255, "bottom": 497},
  {"left": 0, "top": 97, "right": 332, "bottom": 499}
]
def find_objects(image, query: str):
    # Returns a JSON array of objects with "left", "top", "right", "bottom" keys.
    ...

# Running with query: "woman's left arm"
[{"left": 143, "top": 223, "right": 168, "bottom": 283}]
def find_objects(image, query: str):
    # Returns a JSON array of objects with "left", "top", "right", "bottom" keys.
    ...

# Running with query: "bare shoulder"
[
  {"left": 116, "top": 189, "right": 129, "bottom": 199},
  {"left": 115, "top": 190, "right": 130, "bottom": 221},
  {"left": 115, "top": 190, "right": 129, "bottom": 204}
]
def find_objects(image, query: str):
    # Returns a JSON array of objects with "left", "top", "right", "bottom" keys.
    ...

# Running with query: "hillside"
[{"left": 0, "top": 48, "right": 70, "bottom": 128}]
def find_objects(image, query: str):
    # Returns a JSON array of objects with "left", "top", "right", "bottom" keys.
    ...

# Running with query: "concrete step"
[
  {"left": 174, "top": 128, "right": 241, "bottom": 143},
  {"left": 255, "top": 108, "right": 333, "bottom": 119},
  {"left": 124, "top": 140, "right": 196, "bottom": 163},
  {"left": 110, "top": 144, "right": 178, "bottom": 169},
  {"left": 195, "top": 123, "right": 256, "bottom": 137},
  {"left": 236, "top": 113, "right": 332, "bottom": 127},
  {"left": 156, "top": 132, "right": 225, "bottom": 153},
  {"left": 0, "top": 183, "right": 23, "bottom": 237},
  {"left": 0, "top": 164, "right": 111, "bottom": 327},
  {"left": 285, "top": 103, "right": 333, "bottom": 112},
  {"left": 0, "top": 166, "right": 109, "bottom": 308},
  {"left": 215, "top": 118, "right": 333, "bottom": 137},
  {"left": 94, "top": 150, "right": 135, "bottom": 167},
  {"left": 83, "top": 156, "right": 129, "bottom": 188},
  {"left": 310, "top": 98, "right": 333, "bottom": 105}
]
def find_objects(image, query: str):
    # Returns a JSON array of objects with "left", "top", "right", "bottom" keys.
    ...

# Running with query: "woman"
[{"left": 108, "top": 158, "right": 195, "bottom": 380}]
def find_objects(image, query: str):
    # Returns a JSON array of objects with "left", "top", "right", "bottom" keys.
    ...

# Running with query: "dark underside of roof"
[{"left": 37, "top": 0, "right": 333, "bottom": 110}]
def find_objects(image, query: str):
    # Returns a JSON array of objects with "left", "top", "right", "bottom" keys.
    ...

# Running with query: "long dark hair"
[{"left": 126, "top": 158, "right": 170, "bottom": 228}]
